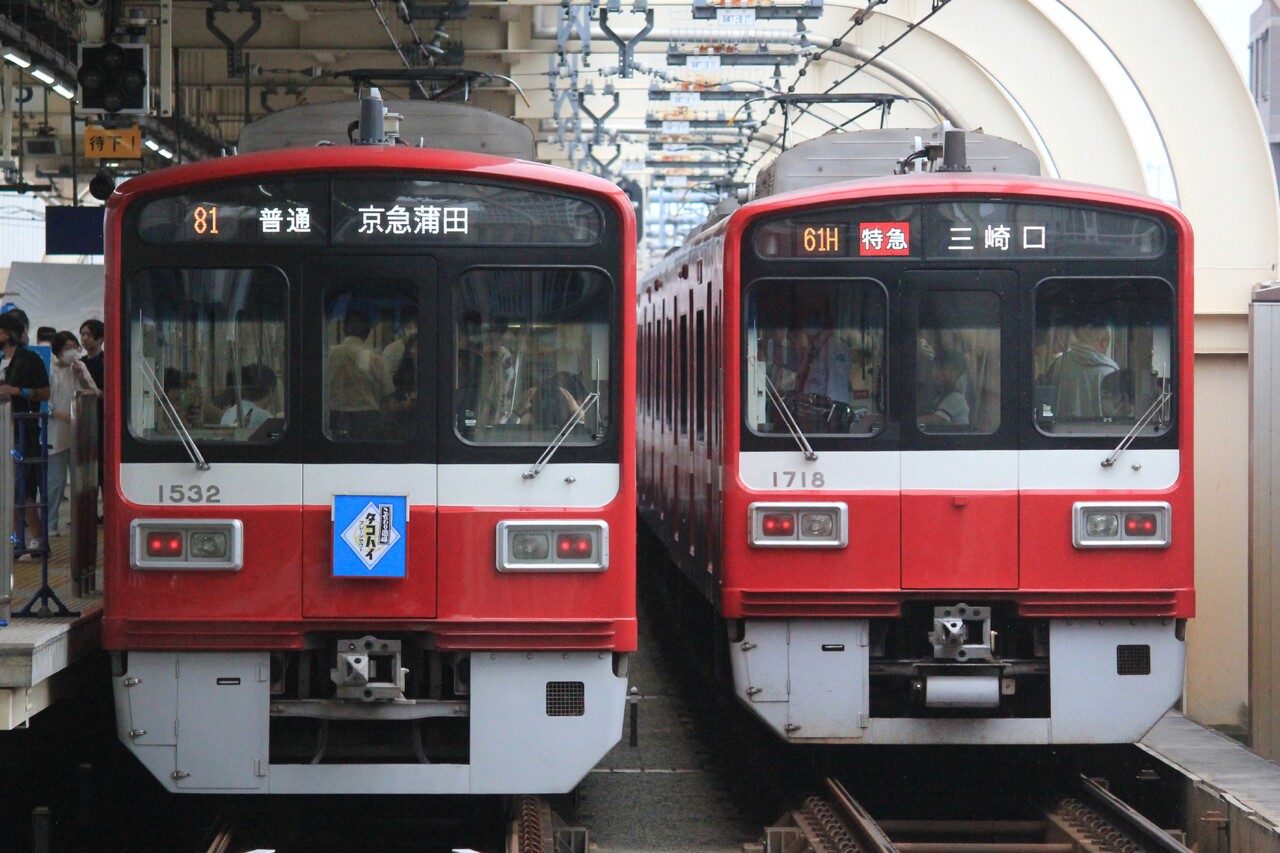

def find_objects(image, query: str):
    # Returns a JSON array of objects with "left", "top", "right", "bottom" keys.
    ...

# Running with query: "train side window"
[
  {"left": 454, "top": 268, "right": 611, "bottom": 446},
  {"left": 745, "top": 278, "right": 887, "bottom": 437},
  {"left": 322, "top": 287, "right": 418, "bottom": 442},
  {"left": 1033, "top": 278, "right": 1174, "bottom": 438},
  {"left": 916, "top": 290, "right": 1001, "bottom": 435},
  {"left": 127, "top": 267, "right": 288, "bottom": 445}
]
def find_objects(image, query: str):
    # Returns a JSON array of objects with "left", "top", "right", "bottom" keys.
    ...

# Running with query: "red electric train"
[
  {"left": 102, "top": 94, "right": 637, "bottom": 793},
  {"left": 639, "top": 128, "right": 1193, "bottom": 744}
]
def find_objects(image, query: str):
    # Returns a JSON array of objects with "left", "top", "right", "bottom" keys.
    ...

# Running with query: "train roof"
[
  {"left": 236, "top": 100, "right": 535, "bottom": 160},
  {"left": 107, "top": 144, "right": 630, "bottom": 212},
  {"left": 753, "top": 127, "right": 1042, "bottom": 199}
]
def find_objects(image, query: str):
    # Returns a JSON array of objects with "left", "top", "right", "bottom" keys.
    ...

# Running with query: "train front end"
[
  {"left": 101, "top": 146, "right": 636, "bottom": 793},
  {"left": 720, "top": 174, "right": 1192, "bottom": 744}
]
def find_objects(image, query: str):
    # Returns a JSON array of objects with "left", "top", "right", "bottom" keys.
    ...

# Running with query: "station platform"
[
  {"left": 1140, "top": 710, "right": 1280, "bottom": 849},
  {"left": 0, "top": 531, "right": 103, "bottom": 730}
]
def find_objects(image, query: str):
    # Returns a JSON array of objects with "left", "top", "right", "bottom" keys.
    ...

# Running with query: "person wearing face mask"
[
  {"left": 47, "top": 331, "right": 98, "bottom": 535},
  {"left": 0, "top": 312, "right": 51, "bottom": 554}
]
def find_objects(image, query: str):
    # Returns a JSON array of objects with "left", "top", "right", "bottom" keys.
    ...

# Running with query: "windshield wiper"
[
  {"left": 757, "top": 361, "right": 817, "bottom": 461},
  {"left": 138, "top": 357, "right": 210, "bottom": 471},
  {"left": 1101, "top": 387, "right": 1171, "bottom": 469},
  {"left": 523, "top": 392, "right": 600, "bottom": 479}
]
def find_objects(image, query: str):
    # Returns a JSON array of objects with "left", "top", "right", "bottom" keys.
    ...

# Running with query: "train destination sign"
[
  {"left": 136, "top": 175, "right": 604, "bottom": 246},
  {"left": 137, "top": 178, "right": 330, "bottom": 245},
  {"left": 755, "top": 201, "right": 1168, "bottom": 260}
]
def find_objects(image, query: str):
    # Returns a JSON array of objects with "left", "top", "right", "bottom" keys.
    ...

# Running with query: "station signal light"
[{"left": 77, "top": 43, "right": 149, "bottom": 114}]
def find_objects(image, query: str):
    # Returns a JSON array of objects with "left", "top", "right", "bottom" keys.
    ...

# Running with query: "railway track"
[
  {"left": 196, "top": 793, "right": 583, "bottom": 852},
  {"left": 761, "top": 774, "right": 1191, "bottom": 853}
]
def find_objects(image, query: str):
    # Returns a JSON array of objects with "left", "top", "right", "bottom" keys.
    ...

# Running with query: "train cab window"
[
  {"left": 1033, "top": 278, "right": 1174, "bottom": 437},
  {"left": 453, "top": 268, "right": 611, "bottom": 445},
  {"left": 127, "top": 267, "right": 287, "bottom": 444},
  {"left": 322, "top": 289, "right": 419, "bottom": 442},
  {"left": 745, "top": 279, "right": 886, "bottom": 436},
  {"left": 916, "top": 291, "right": 1001, "bottom": 435}
]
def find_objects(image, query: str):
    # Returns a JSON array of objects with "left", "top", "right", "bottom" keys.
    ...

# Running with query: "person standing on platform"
[
  {"left": 79, "top": 319, "right": 105, "bottom": 521},
  {"left": 0, "top": 313, "right": 51, "bottom": 553},
  {"left": 47, "top": 332, "right": 97, "bottom": 535}
]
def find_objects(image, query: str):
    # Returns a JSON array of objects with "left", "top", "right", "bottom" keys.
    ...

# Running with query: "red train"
[
  {"left": 102, "top": 95, "right": 636, "bottom": 793},
  {"left": 639, "top": 129, "right": 1193, "bottom": 744}
]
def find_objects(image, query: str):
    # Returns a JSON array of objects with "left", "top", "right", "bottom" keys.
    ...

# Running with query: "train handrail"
[
  {"left": 69, "top": 389, "right": 99, "bottom": 596},
  {"left": 523, "top": 392, "right": 600, "bottom": 480},
  {"left": 137, "top": 357, "right": 210, "bottom": 471}
]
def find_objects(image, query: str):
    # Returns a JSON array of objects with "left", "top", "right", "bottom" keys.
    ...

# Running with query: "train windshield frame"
[
  {"left": 739, "top": 197, "right": 1181, "bottom": 452},
  {"left": 118, "top": 171, "right": 625, "bottom": 467}
]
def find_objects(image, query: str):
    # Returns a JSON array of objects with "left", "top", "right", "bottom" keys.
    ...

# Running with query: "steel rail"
[
  {"left": 825, "top": 777, "right": 896, "bottom": 852},
  {"left": 1077, "top": 774, "right": 1191, "bottom": 853}
]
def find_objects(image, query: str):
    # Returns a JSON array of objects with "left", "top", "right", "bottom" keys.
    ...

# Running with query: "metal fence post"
[
  {"left": 70, "top": 389, "right": 99, "bottom": 596},
  {"left": 0, "top": 395, "right": 11, "bottom": 625}
]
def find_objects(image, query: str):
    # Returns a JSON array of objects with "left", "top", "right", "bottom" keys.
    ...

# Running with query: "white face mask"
[{"left": 58, "top": 349, "right": 81, "bottom": 365}]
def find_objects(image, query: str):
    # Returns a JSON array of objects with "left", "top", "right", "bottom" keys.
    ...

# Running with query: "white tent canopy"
[{"left": 3, "top": 262, "right": 105, "bottom": 341}]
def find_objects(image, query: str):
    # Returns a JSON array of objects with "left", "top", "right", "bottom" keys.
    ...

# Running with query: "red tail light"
[
  {"left": 556, "top": 533, "right": 594, "bottom": 559},
  {"left": 761, "top": 513, "right": 795, "bottom": 536},
  {"left": 1124, "top": 513, "right": 1158, "bottom": 536},
  {"left": 146, "top": 532, "right": 184, "bottom": 557}
]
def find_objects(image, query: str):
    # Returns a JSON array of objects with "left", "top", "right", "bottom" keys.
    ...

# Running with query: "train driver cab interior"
[
  {"left": 453, "top": 268, "right": 611, "bottom": 446},
  {"left": 1033, "top": 278, "right": 1174, "bottom": 438},
  {"left": 745, "top": 279, "right": 887, "bottom": 437},
  {"left": 129, "top": 267, "right": 288, "bottom": 445}
]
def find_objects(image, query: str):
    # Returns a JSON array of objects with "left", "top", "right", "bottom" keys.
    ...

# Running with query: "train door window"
[
  {"left": 656, "top": 314, "right": 664, "bottom": 426},
  {"left": 322, "top": 286, "right": 418, "bottom": 442},
  {"left": 745, "top": 278, "right": 887, "bottom": 436},
  {"left": 666, "top": 313, "right": 675, "bottom": 431},
  {"left": 1032, "top": 278, "right": 1174, "bottom": 437},
  {"left": 453, "top": 268, "right": 611, "bottom": 445},
  {"left": 916, "top": 290, "right": 1001, "bottom": 435},
  {"left": 127, "top": 267, "right": 287, "bottom": 444},
  {"left": 679, "top": 312, "right": 689, "bottom": 436},
  {"left": 695, "top": 308, "right": 706, "bottom": 442}
]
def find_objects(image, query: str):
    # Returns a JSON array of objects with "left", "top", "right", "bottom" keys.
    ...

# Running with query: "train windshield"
[
  {"left": 127, "top": 267, "right": 288, "bottom": 444},
  {"left": 454, "top": 268, "right": 612, "bottom": 445},
  {"left": 1033, "top": 278, "right": 1175, "bottom": 437},
  {"left": 744, "top": 279, "right": 887, "bottom": 436}
]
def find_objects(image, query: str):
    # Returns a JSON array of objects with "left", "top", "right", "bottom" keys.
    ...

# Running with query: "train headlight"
[
  {"left": 749, "top": 502, "right": 848, "bottom": 548},
  {"left": 496, "top": 520, "right": 608, "bottom": 571},
  {"left": 131, "top": 519, "right": 243, "bottom": 570},
  {"left": 510, "top": 532, "right": 550, "bottom": 561},
  {"left": 189, "top": 530, "right": 229, "bottom": 559},
  {"left": 1073, "top": 502, "right": 1171, "bottom": 548},
  {"left": 1084, "top": 512, "right": 1119, "bottom": 538}
]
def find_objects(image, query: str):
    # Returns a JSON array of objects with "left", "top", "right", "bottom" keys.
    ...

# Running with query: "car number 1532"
[{"left": 158, "top": 484, "right": 222, "bottom": 503}]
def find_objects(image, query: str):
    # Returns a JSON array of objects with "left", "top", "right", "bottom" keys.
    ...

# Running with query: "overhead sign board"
[{"left": 84, "top": 125, "right": 141, "bottom": 159}]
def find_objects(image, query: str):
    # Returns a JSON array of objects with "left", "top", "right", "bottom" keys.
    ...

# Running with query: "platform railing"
[
  {"left": 69, "top": 389, "right": 99, "bottom": 596},
  {"left": 0, "top": 395, "right": 12, "bottom": 626}
]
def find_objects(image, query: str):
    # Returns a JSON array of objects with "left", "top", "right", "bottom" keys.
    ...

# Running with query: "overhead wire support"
[
  {"left": 600, "top": 4, "right": 655, "bottom": 78},
  {"left": 368, "top": 0, "right": 432, "bottom": 100},
  {"left": 734, "top": 0, "right": 954, "bottom": 179}
]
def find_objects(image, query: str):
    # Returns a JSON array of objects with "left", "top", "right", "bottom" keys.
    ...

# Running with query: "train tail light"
[
  {"left": 145, "top": 531, "right": 184, "bottom": 558},
  {"left": 131, "top": 519, "right": 244, "bottom": 570},
  {"left": 749, "top": 502, "right": 847, "bottom": 548},
  {"left": 1072, "top": 502, "right": 1171, "bottom": 548},
  {"left": 497, "top": 520, "right": 608, "bottom": 571}
]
